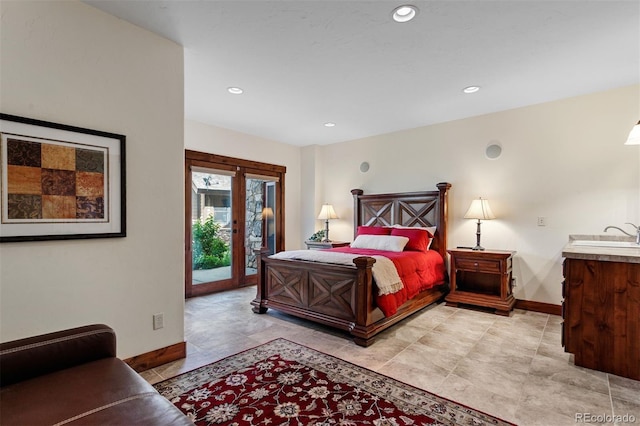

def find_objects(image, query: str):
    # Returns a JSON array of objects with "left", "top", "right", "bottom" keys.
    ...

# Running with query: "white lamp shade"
[
  {"left": 464, "top": 198, "right": 496, "bottom": 220},
  {"left": 624, "top": 120, "right": 640, "bottom": 145},
  {"left": 317, "top": 204, "right": 339, "bottom": 220},
  {"left": 262, "top": 207, "right": 274, "bottom": 218}
]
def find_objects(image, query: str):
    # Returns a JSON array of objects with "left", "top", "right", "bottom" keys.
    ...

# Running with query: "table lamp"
[
  {"left": 317, "top": 204, "right": 338, "bottom": 242},
  {"left": 464, "top": 198, "right": 495, "bottom": 251},
  {"left": 625, "top": 120, "right": 640, "bottom": 145}
]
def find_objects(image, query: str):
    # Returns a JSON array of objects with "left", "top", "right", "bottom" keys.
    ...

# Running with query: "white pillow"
[
  {"left": 350, "top": 235, "right": 409, "bottom": 252},
  {"left": 388, "top": 224, "right": 437, "bottom": 236}
]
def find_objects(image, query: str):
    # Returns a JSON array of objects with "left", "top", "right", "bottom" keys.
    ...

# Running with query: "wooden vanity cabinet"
[{"left": 562, "top": 258, "right": 640, "bottom": 380}]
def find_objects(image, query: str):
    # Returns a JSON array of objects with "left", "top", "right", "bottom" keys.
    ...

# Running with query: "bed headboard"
[{"left": 351, "top": 182, "right": 451, "bottom": 259}]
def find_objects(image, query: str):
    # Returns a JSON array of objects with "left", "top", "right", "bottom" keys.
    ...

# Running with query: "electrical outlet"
[
  {"left": 153, "top": 313, "right": 164, "bottom": 330},
  {"left": 537, "top": 217, "right": 546, "bottom": 226}
]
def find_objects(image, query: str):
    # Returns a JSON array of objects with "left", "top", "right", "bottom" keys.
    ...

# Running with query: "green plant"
[
  {"left": 192, "top": 215, "right": 231, "bottom": 270},
  {"left": 308, "top": 229, "right": 325, "bottom": 242}
]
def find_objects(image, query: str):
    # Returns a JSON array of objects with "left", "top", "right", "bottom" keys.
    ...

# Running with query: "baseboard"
[
  {"left": 515, "top": 299, "right": 562, "bottom": 316},
  {"left": 124, "top": 341, "right": 186, "bottom": 372}
]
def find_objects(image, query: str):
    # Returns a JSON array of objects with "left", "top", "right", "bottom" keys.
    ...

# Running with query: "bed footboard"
[{"left": 251, "top": 248, "right": 384, "bottom": 344}]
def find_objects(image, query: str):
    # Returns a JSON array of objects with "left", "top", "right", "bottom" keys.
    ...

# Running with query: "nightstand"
[
  {"left": 304, "top": 240, "right": 350, "bottom": 250},
  {"left": 445, "top": 249, "right": 516, "bottom": 315}
]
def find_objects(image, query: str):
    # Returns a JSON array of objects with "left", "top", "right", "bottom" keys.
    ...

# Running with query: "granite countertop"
[{"left": 562, "top": 235, "right": 640, "bottom": 264}]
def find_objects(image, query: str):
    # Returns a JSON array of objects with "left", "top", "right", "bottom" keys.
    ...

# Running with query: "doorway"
[{"left": 185, "top": 151, "right": 285, "bottom": 297}]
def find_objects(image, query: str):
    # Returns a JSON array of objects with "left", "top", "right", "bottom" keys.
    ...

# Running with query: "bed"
[{"left": 251, "top": 182, "right": 451, "bottom": 346}]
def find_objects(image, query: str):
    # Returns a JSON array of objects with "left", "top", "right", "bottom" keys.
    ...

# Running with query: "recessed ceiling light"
[
  {"left": 227, "top": 87, "right": 244, "bottom": 94},
  {"left": 324, "top": 122, "right": 336, "bottom": 127},
  {"left": 463, "top": 86, "right": 481, "bottom": 94},
  {"left": 392, "top": 5, "right": 418, "bottom": 23}
]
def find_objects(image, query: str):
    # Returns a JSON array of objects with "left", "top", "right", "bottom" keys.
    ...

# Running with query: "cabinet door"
[{"left": 562, "top": 259, "right": 584, "bottom": 355}]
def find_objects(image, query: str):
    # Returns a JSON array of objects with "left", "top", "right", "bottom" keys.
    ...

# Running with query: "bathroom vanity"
[{"left": 562, "top": 235, "right": 639, "bottom": 380}]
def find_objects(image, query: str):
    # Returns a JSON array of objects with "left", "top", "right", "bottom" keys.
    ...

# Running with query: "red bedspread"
[{"left": 329, "top": 247, "right": 446, "bottom": 316}]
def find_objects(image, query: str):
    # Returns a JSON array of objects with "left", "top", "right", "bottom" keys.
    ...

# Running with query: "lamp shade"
[
  {"left": 625, "top": 120, "right": 640, "bottom": 145},
  {"left": 317, "top": 204, "right": 339, "bottom": 220},
  {"left": 464, "top": 198, "right": 495, "bottom": 220}
]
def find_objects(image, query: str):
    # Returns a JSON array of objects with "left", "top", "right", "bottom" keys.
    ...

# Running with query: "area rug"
[{"left": 154, "top": 338, "right": 514, "bottom": 426}]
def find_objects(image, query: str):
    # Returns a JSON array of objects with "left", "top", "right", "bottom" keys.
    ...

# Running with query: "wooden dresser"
[{"left": 562, "top": 239, "right": 640, "bottom": 380}]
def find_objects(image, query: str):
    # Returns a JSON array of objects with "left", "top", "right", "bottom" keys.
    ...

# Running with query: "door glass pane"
[
  {"left": 245, "top": 178, "right": 276, "bottom": 277},
  {"left": 265, "top": 182, "right": 276, "bottom": 255},
  {"left": 191, "top": 170, "right": 232, "bottom": 285}
]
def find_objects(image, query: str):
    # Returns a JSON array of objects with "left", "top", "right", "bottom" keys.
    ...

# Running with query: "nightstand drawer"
[{"left": 455, "top": 258, "right": 501, "bottom": 273}]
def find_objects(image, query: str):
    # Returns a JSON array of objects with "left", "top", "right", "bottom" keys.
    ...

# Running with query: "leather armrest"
[{"left": 0, "top": 324, "right": 116, "bottom": 386}]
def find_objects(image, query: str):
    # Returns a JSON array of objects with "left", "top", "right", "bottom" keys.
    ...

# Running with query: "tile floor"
[{"left": 141, "top": 286, "right": 640, "bottom": 426}]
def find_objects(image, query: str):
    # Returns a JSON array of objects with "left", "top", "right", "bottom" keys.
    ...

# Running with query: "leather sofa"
[{"left": 0, "top": 324, "right": 192, "bottom": 425}]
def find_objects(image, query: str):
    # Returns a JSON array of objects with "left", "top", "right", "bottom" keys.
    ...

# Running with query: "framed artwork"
[{"left": 0, "top": 113, "right": 126, "bottom": 242}]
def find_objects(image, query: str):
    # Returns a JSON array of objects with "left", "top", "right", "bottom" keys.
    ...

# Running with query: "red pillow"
[
  {"left": 357, "top": 226, "right": 391, "bottom": 236},
  {"left": 390, "top": 228, "right": 431, "bottom": 251}
]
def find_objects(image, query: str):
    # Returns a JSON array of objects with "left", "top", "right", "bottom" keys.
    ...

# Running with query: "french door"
[{"left": 185, "top": 151, "right": 285, "bottom": 297}]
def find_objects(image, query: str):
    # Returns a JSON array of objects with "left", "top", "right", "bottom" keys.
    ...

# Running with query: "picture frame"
[{"left": 0, "top": 113, "right": 126, "bottom": 242}]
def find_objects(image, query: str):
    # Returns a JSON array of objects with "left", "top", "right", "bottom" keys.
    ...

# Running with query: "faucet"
[{"left": 603, "top": 223, "right": 640, "bottom": 245}]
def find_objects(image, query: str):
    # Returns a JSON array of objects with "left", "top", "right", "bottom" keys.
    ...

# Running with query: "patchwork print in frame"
[{"left": 0, "top": 114, "right": 126, "bottom": 242}]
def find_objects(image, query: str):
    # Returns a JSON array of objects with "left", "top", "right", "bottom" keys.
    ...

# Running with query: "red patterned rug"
[{"left": 154, "top": 339, "right": 514, "bottom": 426}]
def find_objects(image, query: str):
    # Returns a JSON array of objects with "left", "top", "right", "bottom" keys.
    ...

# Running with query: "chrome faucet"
[{"left": 603, "top": 223, "right": 640, "bottom": 245}]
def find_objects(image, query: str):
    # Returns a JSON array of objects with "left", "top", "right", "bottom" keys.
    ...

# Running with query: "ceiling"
[{"left": 84, "top": 0, "right": 639, "bottom": 147}]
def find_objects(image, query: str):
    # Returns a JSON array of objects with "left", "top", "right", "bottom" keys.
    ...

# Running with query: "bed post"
[
  {"left": 251, "top": 247, "right": 270, "bottom": 314},
  {"left": 351, "top": 189, "right": 363, "bottom": 239},
  {"left": 436, "top": 182, "right": 451, "bottom": 260},
  {"left": 351, "top": 256, "right": 377, "bottom": 347}
]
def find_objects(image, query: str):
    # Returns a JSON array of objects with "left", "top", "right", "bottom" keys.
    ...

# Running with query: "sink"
[{"left": 571, "top": 240, "right": 639, "bottom": 248}]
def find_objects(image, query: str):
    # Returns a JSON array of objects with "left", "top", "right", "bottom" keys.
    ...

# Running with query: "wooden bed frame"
[{"left": 251, "top": 182, "right": 451, "bottom": 346}]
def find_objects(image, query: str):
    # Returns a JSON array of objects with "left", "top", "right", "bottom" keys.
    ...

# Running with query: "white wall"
[
  {"left": 312, "top": 85, "right": 640, "bottom": 305},
  {"left": 0, "top": 1, "right": 185, "bottom": 358},
  {"left": 300, "top": 144, "right": 328, "bottom": 242},
  {"left": 185, "top": 119, "right": 303, "bottom": 249}
]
